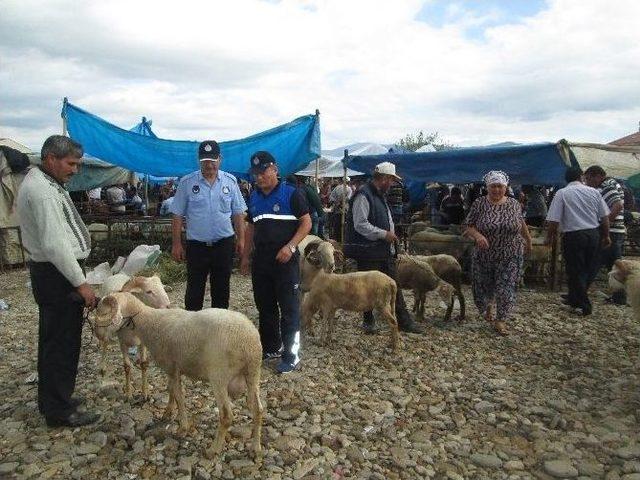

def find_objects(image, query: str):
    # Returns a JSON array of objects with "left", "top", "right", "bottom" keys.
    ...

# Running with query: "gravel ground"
[{"left": 0, "top": 268, "right": 639, "bottom": 480}]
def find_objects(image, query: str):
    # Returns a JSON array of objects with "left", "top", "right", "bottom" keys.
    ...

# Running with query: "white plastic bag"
[
  {"left": 111, "top": 256, "right": 127, "bottom": 274},
  {"left": 86, "top": 262, "right": 113, "bottom": 285},
  {"left": 121, "top": 245, "right": 161, "bottom": 276}
]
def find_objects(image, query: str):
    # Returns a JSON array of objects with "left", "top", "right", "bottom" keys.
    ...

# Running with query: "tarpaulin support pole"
[
  {"left": 314, "top": 109, "right": 320, "bottom": 190},
  {"left": 62, "top": 97, "right": 68, "bottom": 136},
  {"left": 144, "top": 174, "right": 149, "bottom": 216},
  {"left": 341, "top": 149, "right": 348, "bottom": 250}
]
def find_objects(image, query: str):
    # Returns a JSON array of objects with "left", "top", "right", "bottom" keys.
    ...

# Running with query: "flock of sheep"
[{"left": 83, "top": 217, "right": 576, "bottom": 459}]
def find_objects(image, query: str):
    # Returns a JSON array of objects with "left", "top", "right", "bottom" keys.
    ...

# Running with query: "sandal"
[{"left": 493, "top": 321, "right": 508, "bottom": 336}]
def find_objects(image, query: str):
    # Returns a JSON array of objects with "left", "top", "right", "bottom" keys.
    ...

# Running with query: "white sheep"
[
  {"left": 609, "top": 259, "right": 639, "bottom": 319},
  {"left": 93, "top": 292, "right": 264, "bottom": 457},
  {"left": 409, "top": 254, "right": 466, "bottom": 322},
  {"left": 396, "top": 254, "right": 456, "bottom": 321},
  {"left": 409, "top": 230, "right": 474, "bottom": 261},
  {"left": 299, "top": 241, "right": 344, "bottom": 292},
  {"left": 302, "top": 249, "right": 399, "bottom": 351},
  {"left": 94, "top": 274, "right": 171, "bottom": 399}
]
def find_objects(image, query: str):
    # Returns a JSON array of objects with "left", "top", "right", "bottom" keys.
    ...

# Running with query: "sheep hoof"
[{"left": 204, "top": 447, "right": 219, "bottom": 460}]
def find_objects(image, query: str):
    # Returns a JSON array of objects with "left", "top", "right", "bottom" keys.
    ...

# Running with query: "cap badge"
[
  {"left": 192, "top": 185, "right": 200, "bottom": 194},
  {"left": 222, "top": 186, "right": 230, "bottom": 194},
  {"left": 273, "top": 203, "right": 280, "bottom": 212},
  {"left": 252, "top": 157, "right": 260, "bottom": 165},
  {"left": 204, "top": 144, "right": 212, "bottom": 152}
]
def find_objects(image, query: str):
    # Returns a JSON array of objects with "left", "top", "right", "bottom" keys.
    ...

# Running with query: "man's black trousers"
[
  {"left": 251, "top": 250, "right": 301, "bottom": 364},
  {"left": 562, "top": 228, "right": 600, "bottom": 311},
  {"left": 29, "top": 261, "right": 84, "bottom": 421},
  {"left": 185, "top": 237, "right": 234, "bottom": 310},
  {"left": 355, "top": 257, "right": 412, "bottom": 327}
]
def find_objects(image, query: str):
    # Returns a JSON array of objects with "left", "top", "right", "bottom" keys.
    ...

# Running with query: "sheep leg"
[
  {"left": 207, "top": 385, "right": 233, "bottom": 457},
  {"left": 99, "top": 340, "right": 108, "bottom": 379},
  {"left": 140, "top": 344, "right": 149, "bottom": 401},
  {"left": 381, "top": 306, "right": 400, "bottom": 352},
  {"left": 245, "top": 368, "right": 263, "bottom": 456},
  {"left": 171, "top": 374, "right": 192, "bottom": 434},
  {"left": 457, "top": 287, "right": 466, "bottom": 322},
  {"left": 119, "top": 342, "right": 133, "bottom": 400},
  {"left": 444, "top": 295, "right": 454, "bottom": 323},
  {"left": 161, "top": 386, "right": 176, "bottom": 420},
  {"left": 325, "top": 309, "right": 336, "bottom": 344}
]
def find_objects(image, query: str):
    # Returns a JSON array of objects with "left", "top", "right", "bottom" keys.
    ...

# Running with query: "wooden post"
[
  {"left": 341, "top": 149, "right": 348, "bottom": 249},
  {"left": 314, "top": 109, "right": 320, "bottom": 189},
  {"left": 550, "top": 235, "right": 560, "bottom": 291}
]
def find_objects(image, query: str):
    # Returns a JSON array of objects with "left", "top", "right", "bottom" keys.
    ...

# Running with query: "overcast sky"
[{"left": 1, "top": 0, "right": 639, "bottom": 151}]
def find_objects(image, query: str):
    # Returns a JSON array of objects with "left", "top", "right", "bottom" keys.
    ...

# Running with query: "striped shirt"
[
  {"left": 17, "top": 167, "right": 91, "bottom": 287},
  {"left": 598, "top": 177, "right": 626, "bottom": 234}
]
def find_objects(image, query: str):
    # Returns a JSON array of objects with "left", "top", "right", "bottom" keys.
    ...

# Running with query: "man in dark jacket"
[{"left": 344, "top": 162, "right": 425, "bottom": 334}]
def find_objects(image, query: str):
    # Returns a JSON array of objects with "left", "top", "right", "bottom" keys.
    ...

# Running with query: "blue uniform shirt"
[{"left": 170, "top": 170, "right": 247, "bottom": 242}]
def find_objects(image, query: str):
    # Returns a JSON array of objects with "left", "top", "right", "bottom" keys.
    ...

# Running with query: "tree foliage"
[{"left": 398, "top": 131, "right": 455, "bottom": 152}]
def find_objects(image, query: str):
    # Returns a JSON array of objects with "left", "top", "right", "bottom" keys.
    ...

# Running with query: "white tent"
[{"left": 295, "top": 142, "right": 401, "bottom": 178}]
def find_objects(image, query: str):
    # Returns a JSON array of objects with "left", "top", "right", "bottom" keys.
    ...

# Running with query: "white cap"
[{"left": 374, "top": 161, "right": 402, "bottom": 181}]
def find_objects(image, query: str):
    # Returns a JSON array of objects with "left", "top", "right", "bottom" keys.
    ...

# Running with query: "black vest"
[{"left": 344, "top": 182, "right": 391, "bottom": 260}]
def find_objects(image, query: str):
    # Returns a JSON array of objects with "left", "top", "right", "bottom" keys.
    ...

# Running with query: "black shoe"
[
  {"left": 70, "top": 396, "right": 86, "bottom": 409},
  {"left": 581, "top": 304, "right": 592, "bottom": 316},
  {"left": 399, "top": 322, "right": 425, "bottom": 334},
  {"left": 560, "top": 294, "right": 569, "bottom": 300},
  {"left": 362, "top": 322, "right": 380, "bottom": 335},
  {"left": 561, "top": 298, "right": 581, "bottom": 308},
  {"left": 46, "top": 411, "right": 100, "bottom": 428}
]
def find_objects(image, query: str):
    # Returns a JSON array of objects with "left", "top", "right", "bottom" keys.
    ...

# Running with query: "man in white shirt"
[
  {"left": 17, "top": 135, "right": 100, "bottom": 428},
  {"left": 106, "top": 184, "right": 126, "bottom": 213},
  {"left": 546, "top": 167, "right": 610, "bottom": 316}
]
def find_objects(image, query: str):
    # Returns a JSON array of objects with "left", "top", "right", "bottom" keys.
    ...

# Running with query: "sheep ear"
[
  {"left": 614, "top": 260, "right": 630, "bottom": 280},
  {"left": 333, "top": 249, "right": 344, "bottom": 265},
  {"left": 122, "top": 276, "right": 143, "bottom": 294},
  {"left": 304, "top": 241, "right": 320, "bottom": 258}
]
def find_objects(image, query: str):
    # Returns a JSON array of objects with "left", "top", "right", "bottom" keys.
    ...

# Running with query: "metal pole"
[
  {"left": 62, "top": 97, "right": 68, "bottom": 136},
  {"left": 341, "top": 149, "right": 348, "bottom": 249},
  {"left": 145, "top": 174, "right": 149, "bottom": 216}
]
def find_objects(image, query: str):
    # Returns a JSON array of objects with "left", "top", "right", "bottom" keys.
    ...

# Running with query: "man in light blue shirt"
[
  {"left": 546, "top": 166, "right": 610, "bottom": 316},
  {"left": 170, "top": 140, "right": 247, "bottom": 310}
]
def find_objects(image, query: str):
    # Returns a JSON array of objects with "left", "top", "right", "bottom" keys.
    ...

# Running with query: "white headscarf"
[{"left": 483, "top": 170, "right": 509, "bottom": 186}]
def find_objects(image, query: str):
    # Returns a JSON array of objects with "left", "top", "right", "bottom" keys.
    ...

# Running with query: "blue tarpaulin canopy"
[
  {"left": 346, "top": 141, "right": 576, "bottom": 186},
  {"left": 62, "top": 99, "right": 321, "bottom": 179}
]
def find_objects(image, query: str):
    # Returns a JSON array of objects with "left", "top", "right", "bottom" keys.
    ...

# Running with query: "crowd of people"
[{"left": 16, "top": 134, "right": 635, "bottom": 428}]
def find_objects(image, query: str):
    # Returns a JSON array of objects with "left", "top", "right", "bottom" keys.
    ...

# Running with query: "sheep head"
[
  {"left": 609, "top": 259, "right": 640, "bottom": 292},
  {"left": 437, "top": 282, "right": 456, "bottom": 304},
  {"left": 122, "top": 275, "right": 171, "bottom": 308},
  {"left": 91, "top": 294, "right": 123, "bottom": 342}
]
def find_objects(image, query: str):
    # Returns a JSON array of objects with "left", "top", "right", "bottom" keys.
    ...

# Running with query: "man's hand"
[
  {"left": 235, "top": 238, "right": 245, "bottom": 257},
  {"left": 601, "top": 235, "right": 612, "bottom": 249},
  {"left": 384, "top": 231, "right": 398, "bottom": 243},
  {"left": 171, "top": 242, "right": 185, "bottom": 262},
  {"left": 76, "top": 283, "right": 97, "bottom": 308},
  {"left": 474, "top": 234, "right": 490, "bottom": 250},
  {"left": 240, "top": 256, "right": 251, "bottom": 276},
  {"left": 276, "top": 245, "right": 294, "bottom": 264}
]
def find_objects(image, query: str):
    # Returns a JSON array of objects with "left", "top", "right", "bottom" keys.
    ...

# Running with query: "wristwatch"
[{"left": 288, "top": 244, "right": 297, "bottom": 253}]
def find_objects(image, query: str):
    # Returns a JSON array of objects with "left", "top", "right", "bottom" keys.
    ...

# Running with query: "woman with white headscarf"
[{"left": 464, "top": 171, "right": 532, "bottom": 335}]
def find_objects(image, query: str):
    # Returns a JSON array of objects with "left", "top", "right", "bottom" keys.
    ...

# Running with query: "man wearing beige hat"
[{"left": 344, "top": 161, "right": 425, "bottom": 334}]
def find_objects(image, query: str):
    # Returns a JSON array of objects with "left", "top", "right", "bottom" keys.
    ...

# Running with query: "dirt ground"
[{"left": 0, "top": 268, "right": 639, "bottom": 479}]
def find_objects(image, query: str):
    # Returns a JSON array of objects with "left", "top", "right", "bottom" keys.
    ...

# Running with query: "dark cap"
[
  {"left": 250, "top": 151, "right": 276, "bottom": 172},
  {"left": 198, "top": 140, "right": 220, "bottom": 161}
]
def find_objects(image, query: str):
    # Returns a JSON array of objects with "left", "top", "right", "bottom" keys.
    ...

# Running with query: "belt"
[{"left": 187, "top": 236, "right": 233, "bottom": 247}]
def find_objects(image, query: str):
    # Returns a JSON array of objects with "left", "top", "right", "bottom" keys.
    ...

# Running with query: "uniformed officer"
[
  {"left": 240, "top": 151, "right": 311, "bottom": 374},
  {"left": 171, "top": 140, "right": 247, "bottom": 310}
]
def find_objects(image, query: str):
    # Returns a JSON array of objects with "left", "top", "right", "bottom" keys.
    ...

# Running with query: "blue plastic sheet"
[
  {"left": 62, "top": 100, "right": 321, "bottom": 179},
  {"left": 346, "top": 142, "right": 574, "bottom": 186}
]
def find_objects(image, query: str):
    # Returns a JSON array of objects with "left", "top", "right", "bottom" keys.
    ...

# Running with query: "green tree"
[{"left": 398, "top": 131, "right": 455, "bottom": 152}]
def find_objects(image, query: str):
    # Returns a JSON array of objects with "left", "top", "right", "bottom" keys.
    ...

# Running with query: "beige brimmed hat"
[{"left": 374, "top": 161, "right": 402, "bottom": 181}]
